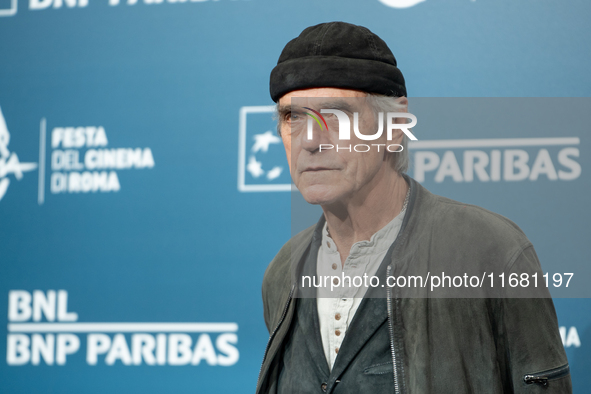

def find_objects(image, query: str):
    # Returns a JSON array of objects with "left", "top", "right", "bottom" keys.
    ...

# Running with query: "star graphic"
[
  {"left": 0, "top": 178, "right": 9, "bottom": 201},
  {"left": 0, "top": 106, "right": 11, "bottom": 158},
  {"left": 246, "top": 156, "right": 264, "bottom": 178},
  {"left": 266, "top": 166, "right": 283, "bottom": 180},
  {"left": 0, "top": 106, "right": 38, "bottom": 201},
  {"left": 252, "top": 131, "right": 281, "bottom": 153}
]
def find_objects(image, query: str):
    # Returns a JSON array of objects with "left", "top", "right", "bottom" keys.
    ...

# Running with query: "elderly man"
[{"left": 256, "top": 22, "right": 571, "bottom": 394}]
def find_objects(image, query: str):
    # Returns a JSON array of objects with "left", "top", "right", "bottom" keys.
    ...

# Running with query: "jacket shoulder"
[
  {"left": 261, "top": 224, "right": 316, "bottom": 331},
  {"left": 414, "top": 187, "right": 534, "bottom": 272},
  {"left": 433, "top": 194, "right": 529, "bottom": 244},
  {"left": 263, "top": 224, "right": 316, "bottom": 285}
]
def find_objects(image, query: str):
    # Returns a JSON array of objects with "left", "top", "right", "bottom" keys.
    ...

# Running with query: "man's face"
[{"left": 278, "top": 88, "right": 402, "bottom": 206}]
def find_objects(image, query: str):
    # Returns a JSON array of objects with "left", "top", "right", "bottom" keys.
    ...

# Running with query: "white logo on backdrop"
[
  {"left": 0, "top": 106, "right": 38, "bottom": 201},
  {"left": 377, "top": 0, "right": 426, "bottom": 9},
  {"left": 1, "top": 0, "right": 235, "bottom": 15},
  {"left": 238, "top": 106, "right": 292, "bottom": 192},
  {"left": 410, "top": 138, "right": 581, "bottom": 183},
  {"left": 48, "top": 125, "right": 155, "bottom": 196},
  {"left": 0, "top": 0, "right": 17, "bottom": 16},
  {"left": 6, "top": 290, "right": 240, "bottom": 367},
  {"left": 24, "top": 0, "right": 233, "bottom": 12},
  {"left": 247, "top": 130, "right": 283, "bottom": 180},
  {"left": 0, "top": 105, "right": 156, "bottom": 204}
]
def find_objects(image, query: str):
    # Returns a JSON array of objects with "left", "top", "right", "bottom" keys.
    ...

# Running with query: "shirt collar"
[{"left": 321, "top": 207, "right": 407, "bottom": 257}]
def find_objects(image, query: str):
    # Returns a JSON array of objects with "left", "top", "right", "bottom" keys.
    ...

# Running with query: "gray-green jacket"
[{"left": 256, "top": 177, "right": 571, "bottom": 394}]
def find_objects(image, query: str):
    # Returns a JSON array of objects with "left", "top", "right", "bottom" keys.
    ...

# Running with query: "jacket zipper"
[
  {"left": 386, "top": 265, "right": 401, "bottom": 394},
  {"left": 256, "top": 284, "right": 296, "bottom": 393},
  {"left": 523, "top": 364, "right": 570, "bottom": 387}
]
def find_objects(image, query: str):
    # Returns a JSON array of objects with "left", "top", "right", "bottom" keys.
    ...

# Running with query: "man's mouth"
[{"left": 303, "top": 167, "right": 334, "bottom": 172}]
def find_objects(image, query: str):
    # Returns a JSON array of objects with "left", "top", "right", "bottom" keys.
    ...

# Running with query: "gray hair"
[
  {"left": 274, "top": 93, "right": 410, "bottom": 174},
  {"left": 365, "top": 94, "right": 409, "bottom": 174}
]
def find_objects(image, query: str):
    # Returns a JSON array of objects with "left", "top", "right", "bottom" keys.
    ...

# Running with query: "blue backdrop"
[{"left": 1, "top": 0, "right": 589, "bottom": 392}]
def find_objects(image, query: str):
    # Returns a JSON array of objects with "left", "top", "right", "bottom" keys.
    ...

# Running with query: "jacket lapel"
[
  {"left": 297, "top": 226, "right": 331, "bottom": 376},
  {"left": 327, "top": 256, "right": 391, "bottom": 379},
  {"left": 296, "top": 297, "right": 331, "bottom": 376},
  {"left": 257, "top": 224, "right": 318, "bottom": 394},
  {"left": 329, "top": 296, "right": 389, "bottom": 376}
]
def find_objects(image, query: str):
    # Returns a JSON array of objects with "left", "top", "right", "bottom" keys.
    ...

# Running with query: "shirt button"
[
  {"left": 335, "top": 313, "right": 341, "bottom": 320},
  {"left": 321, "top": 383, "right": 328, "bottom": 392},
  {"left": 335, "top": 329, "right": 341, "bottom": 336},
  {"left": 335, "top": 347, "right": 339, "bottom": 354},
  {"left": 327, "top": 241, "right": 331, "bottom": 248},
  {"left": 333, "top": 278, "right": 338, "bottom": 285},
  {"left": 332, "top": 263, "right": 337, "bottom": 270}
]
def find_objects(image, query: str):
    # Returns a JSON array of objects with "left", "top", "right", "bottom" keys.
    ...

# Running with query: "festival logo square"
[{"left": 238, "top": 106, "right": 293, "bottom": 192}]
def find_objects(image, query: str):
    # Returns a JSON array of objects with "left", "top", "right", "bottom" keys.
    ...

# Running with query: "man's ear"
[
  {"left": 391, "top": 97, "right": 410, "bottom": 143},
  {"left": 396, "top": 96, "right": 409, "bottom": 111},
  {"left": 394, "top": 97, "right": 409, "bottom": 118}
]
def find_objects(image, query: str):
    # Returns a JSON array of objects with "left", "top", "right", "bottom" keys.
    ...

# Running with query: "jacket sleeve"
[
  {"left": 262, "top": 272, "right": 272, "bottom": 334},
  {"left": 498, "top": 245, "right": 572, "bottom": 393}
]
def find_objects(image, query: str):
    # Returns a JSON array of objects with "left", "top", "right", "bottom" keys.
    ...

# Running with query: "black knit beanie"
[{"left": 270, "top": 22, "right": 407, "bottom": 102}]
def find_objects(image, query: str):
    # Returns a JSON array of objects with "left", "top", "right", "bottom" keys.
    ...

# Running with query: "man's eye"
[{"left": 285, "top": 112, "right": 301, "bottom": 122}]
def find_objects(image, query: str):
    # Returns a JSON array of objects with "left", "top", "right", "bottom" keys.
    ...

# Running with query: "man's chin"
[{"left": 299, "top": 185, "right": 342, "bottom": 206}]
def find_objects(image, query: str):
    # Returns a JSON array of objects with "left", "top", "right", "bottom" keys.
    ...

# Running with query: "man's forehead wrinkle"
[
  {"left": 318, "top": 100, "right": 358, "bottom": 113},
  {"left": 292, "top": 99, "right": 360, "bottom": 113}
]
